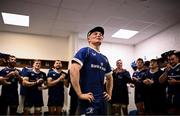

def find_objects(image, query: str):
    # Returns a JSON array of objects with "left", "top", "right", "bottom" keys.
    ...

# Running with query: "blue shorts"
[
  {"left": 78, "top": 99, "right": 107, "bottom": 115},
  {"left": 174, "top": 94, "right": 180, "bottom": 107},
  {"left": 1, "top": 94, "right": 19, "bottom": 106},
  {"left": 135, "top": 89, "right": 144, "bottom": 103},
  {"left": 24, "top": 92, "right": 43, "bottom": 107},
  {"left": 47, "top": 94, "right": 64, "bottom": 107}
]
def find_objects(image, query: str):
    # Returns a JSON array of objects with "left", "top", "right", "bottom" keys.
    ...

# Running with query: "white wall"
[
  {"left": 0, "top": 32, "right": 69, "bottom": 61},
  {"left": 135, "top": 22, "right": 180, "bottom": 60}
]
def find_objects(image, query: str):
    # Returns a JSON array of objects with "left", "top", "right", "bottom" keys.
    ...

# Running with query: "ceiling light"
[
  {"left": 1, "top": 12, "right": 29, "bottom": 27},
  {"left": 112, "top": 29, "right": 138, "bottom": 39}
]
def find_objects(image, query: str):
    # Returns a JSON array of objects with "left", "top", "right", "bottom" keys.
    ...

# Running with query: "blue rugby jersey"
[
  {"left": 132, "top": 69, "right": 148, "bottom": 94},
  {"left": 72, "top": 47, "right": 112, "bottom": 99},
  {"left": 47, "top": 69, "right": 64, "bottom": 96},
  {"left": 167, "top": 63, "right": 180, "bottom": 94},
  {"left": 25, "top": 70, "right": 46, "bottom": 95},
  {"left": 0, "top": 67, "right": 21, "bottom": 99}
]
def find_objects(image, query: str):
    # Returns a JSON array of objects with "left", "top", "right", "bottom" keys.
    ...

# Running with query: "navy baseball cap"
[{"left": 87, "top": 26, "right": 104, "bottom": 37}]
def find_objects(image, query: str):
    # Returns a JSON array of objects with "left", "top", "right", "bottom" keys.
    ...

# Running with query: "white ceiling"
[{"left": 0, "top": 0, "right": 180, "bottom": 45}]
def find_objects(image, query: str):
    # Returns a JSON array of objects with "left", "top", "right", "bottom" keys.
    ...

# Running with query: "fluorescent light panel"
[
  {"left": 112, "top": 29, "right": 138, "bottom": 39},
  {"left": 1, "top": 12, "right": 29, "bottom": 27}
]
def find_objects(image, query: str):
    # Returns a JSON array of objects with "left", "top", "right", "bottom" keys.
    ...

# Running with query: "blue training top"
[{"left": 72, "top": 47, "right": 112, "bottom": 99}]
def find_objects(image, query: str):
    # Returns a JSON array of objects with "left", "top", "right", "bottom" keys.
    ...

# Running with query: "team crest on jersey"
[
  {"left": 31, "top": 73, "right": 35, "bottom": 76},
  {"left": 171, "top": 72, "right": 174, "bottom": 76},
  {"left": 53, "top": 73, "right": 56, "bottom": 76},
  {"left": 40, "top": 74, "right": 44, "bottom": 78},
  {"left": 6, "top": 70, "right": 9, "bottom": 73}
]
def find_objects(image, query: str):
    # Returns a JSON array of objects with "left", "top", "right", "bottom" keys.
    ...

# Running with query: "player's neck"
[
  {"left": 137, "top": 67, "right": 144, "bottom": 72},
  {"left": 89, "top": 44, "right": 100, "bottom": 52},
  {"left": 33, "top": 68, "right": 40, "bottom": 73},
  {"left": 8, "top": 65, "right": 15, "bottom": 69},
  {"left": 116, "top": 68, "right": 123, "bottom": 72},
  {"left": 150, "top": 67, "right": 158, "bottom": 73},
  {"left": 54, "top": 68, "right": 62, "bottom": 73}
]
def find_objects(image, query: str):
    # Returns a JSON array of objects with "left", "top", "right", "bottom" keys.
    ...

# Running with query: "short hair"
[
  {"left": 8, "top": 55, "right": 16, "bottom": 59},
  {"left": 33, "top": 59, "right": 41, "bottom": 64},
  {"left": 150, "top": 59, "right": 159, "bottom": 65},
  {"left": 169, "top": 52, "right": 178, "bottom": 58},
  {"left": 116, "top": 59, "right": 122, "bottom": 62},
  {"left": 137, "top": 58, "right": 144, "bottom": 63},
  {"left": 150, "top": 59, "right": 158, "bottom": 62},
  {"left": 144, "top": 61, "right": 150, "bottom": 67}
]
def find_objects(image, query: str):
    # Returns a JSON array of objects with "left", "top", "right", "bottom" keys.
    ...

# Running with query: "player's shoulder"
[
  {"left": 40, "top": 70, "right": 46, "bottom": 75},
  {"left": 78, "top": 47, "right": 89, "bottom": 52},
  {"left": 176, "top": 63, "right": 180, "bottom": 68}
]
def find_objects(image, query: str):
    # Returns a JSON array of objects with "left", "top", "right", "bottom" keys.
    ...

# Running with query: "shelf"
[{"left": 0, "top": 58, "right": 69, "bottom": 69}]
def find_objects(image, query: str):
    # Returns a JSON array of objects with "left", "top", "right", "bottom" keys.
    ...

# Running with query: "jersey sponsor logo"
[
  {"left": 168, "top": 75, "right": 180, "bottom": 79},
  {"left": 91, "top": 64, "right": 106, "bottom": 71}
]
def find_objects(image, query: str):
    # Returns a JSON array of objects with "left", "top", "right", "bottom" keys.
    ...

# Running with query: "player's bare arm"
[{"left": 70, "top": 62, "right": 94, "bottom": 103}]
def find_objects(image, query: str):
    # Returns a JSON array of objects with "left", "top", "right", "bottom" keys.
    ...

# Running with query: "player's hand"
[
  {"left": 143, "top": 79, "right": 151, "bottom": 85},
  {"left": 14, "top": 70, "right": 21, "bottom": 79},
  {"left": 132, "top": 77, "right": 138, "bottom": 81},
  {"left": 103, "top": 92, "right": 111, "bottom": 101},
  {"left": 79, "top": 92, "right": 94, "bottom": 103},
  {"left": 38, "top": 86, "right": 43, "bottom": 91},
  {"left": 37, "top": 78, "right": 44, "bottom": 85},
  {"left": 129, "top": 83, "right": 135, "bottom": 88},
  {"left": 0, "top": 77, "right": 11, "bottom": 85},
  {"left": 168, "top": 78, "right": 177, "bottom": 85},
  {"left": 165, "top": 64, "right": 171, "bottom": 71},
  {"left": 8, "top": 71, "right": 16, "bottom": 78},
  {"left": 59, "top": 73, "right": 65, "bottom": 81}
]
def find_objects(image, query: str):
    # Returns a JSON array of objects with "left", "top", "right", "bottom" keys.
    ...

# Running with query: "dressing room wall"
[
  {"left": 0, "top": 32, "right": 69, "bottom": 61},
  {"left": 135, "top": 22, "right": 180, "bottom": 60}
]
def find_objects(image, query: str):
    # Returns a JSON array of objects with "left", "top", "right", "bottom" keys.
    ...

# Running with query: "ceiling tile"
[
  {"left": 23, "top": 0, "right": 62, "bottom": 7},
  {"left": 123, "top": 20, "right": 152, "bottom": 31},
  {"left": 61, "top": 0, "right": 93, "bottom": 11},
  {"left": 0, "top": 0, "right": 180, "bottom": 45},
  {"left": 104, "top": 17, "right": 130, "bottom": 28},
  {"left": 57, "top": 8, "right": 84, "bottom": 23}
]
